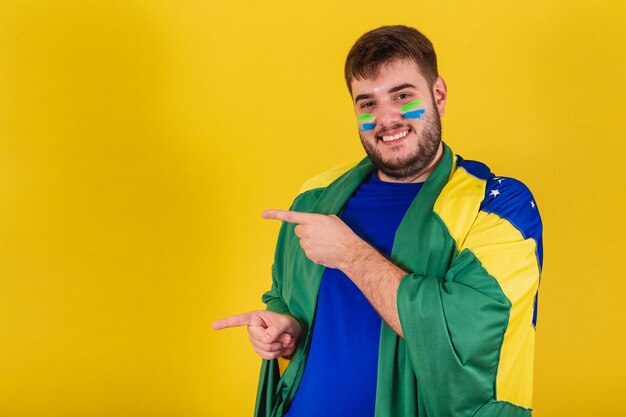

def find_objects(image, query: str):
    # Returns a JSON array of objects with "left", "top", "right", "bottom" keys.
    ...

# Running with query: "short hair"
[{"left": 344, "top": 25, "right": 439, "bottom": 94}]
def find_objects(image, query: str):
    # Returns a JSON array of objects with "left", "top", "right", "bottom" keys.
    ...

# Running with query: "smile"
[{"left": 381, "top": 129, "right": 409, "bottom": 142}]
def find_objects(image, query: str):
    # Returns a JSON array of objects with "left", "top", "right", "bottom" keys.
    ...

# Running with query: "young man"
[{"left": 214, "top": 25, "right": 543, "bottom": 417}]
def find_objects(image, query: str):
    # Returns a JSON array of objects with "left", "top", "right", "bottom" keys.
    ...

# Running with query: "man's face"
[{"left": 350, "top": 59, "right": 447, "bottom": 181}]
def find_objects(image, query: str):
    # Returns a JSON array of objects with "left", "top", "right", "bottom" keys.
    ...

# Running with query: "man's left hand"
[{"left": 262, "top": 209, "right": 363, "bottom": 270}]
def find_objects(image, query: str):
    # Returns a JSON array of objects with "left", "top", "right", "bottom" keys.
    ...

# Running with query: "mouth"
[{"left": 377, "top": 128, "right": 411, "bottom": 144}]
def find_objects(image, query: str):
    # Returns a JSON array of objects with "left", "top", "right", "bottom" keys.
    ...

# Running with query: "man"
[{"left": 213, "top": 25, "right": 542, "bottom": 417}]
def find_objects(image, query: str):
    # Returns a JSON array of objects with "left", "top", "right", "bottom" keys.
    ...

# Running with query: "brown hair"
[{"left": 344, "top": 25, "right": 438, "bottom": 94}]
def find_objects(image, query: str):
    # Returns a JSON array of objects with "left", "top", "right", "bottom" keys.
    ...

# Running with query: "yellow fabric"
[
  {"left": 278, "top": 357, "right": 290, "bottom": 377},
  {"left": 461, "top": 211, "right": 540, "bottom": 408},
  {"left": 433, "top": 167, "right": 485, "bottom": 250},
  {"left": 298, "top": 160, "right": 360, "bottom": 195}
]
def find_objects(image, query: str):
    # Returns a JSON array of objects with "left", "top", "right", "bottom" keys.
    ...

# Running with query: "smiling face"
[{"left": 351, "top": 59, "right": 448, "bottom": 182}]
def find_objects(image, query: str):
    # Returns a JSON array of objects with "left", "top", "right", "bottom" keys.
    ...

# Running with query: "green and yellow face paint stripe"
[
  {"left": 401, "top": 100, "right": 426, "bottom": 119},
  {"left": 358, "top": 113, "right": 376, "bottom": 132}
]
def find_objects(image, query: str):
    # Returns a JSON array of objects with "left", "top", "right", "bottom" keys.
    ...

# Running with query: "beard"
[{"left": 360, "top": 105, "right": 442, "bottom": 181}]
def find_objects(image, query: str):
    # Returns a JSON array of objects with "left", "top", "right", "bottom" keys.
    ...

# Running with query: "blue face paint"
[
  {"left": 401, "top": 100, "right": 426, "bottom": 119},
  {"left": 402, "top": 109, "right": 426, "bottom": 119},
  {"left": 358, "top": 113, "right": 376, "bottom": 131}
]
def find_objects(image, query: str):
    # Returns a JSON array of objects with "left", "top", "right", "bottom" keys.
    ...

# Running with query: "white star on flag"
[
  {"left": 490, "top": 189, "right": 500, "bottom": 198},
  {"left": 530, "top": 201, "right": 536, "bottom": 208}
]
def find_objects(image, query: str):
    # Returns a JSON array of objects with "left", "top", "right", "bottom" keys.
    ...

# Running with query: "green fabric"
[
  {"left": 255, "top": 143, "right": 531, "bottom": 417},
  {"left": 473, "top": 401, "right": 531, "bottom": 417}
]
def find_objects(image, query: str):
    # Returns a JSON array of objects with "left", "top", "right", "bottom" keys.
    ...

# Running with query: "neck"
[{"left": 377, "top": 142, "right": 444, "bottom": 184}]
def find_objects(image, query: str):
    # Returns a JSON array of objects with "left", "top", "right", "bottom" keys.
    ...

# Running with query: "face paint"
[
  {"left": 358, "top": 113, "right": 376, "bottom": 131},
  {"left": 401, "top": 100, "right": 426, "bottom": 120}
]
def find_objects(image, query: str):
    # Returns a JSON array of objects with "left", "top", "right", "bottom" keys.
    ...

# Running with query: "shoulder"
[
  {"left": 454, "top": 155, "right": 540, "bottom": 219},
  {"left": 450, "top": 154, "right": 543, "bottom": 269},
  {"left": 481, "top": 175, "right": 539, "bottom": 221},
  {"left": 456, "top": 154, "right": 543, "bottom": 250}
]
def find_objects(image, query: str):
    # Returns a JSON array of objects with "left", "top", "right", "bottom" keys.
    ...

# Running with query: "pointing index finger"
[
  {"left": 212, "top": 312, "right": 256, "bottom": 330},
  {"left": 262, "top": 209, "right": 316, "bottom": 224}
]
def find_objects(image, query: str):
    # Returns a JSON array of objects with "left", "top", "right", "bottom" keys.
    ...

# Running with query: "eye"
[
  {"left": 360, "top": 101, "right": 375, "bottom": 109},
  {"left": 396, "top": 93, "right": 411, "bottom": 100}
]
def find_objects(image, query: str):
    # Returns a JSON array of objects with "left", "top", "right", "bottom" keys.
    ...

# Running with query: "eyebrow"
[
  {"left": 389, "top": 83, "right": 417, "bottom": 93},
  {"left": 354, "top": 83, "right": 418, "bottom": 103}
]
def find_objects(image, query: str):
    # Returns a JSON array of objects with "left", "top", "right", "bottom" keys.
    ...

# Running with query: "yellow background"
[{"left": 1, "top": 1, "right": 624, "bottom": 416}]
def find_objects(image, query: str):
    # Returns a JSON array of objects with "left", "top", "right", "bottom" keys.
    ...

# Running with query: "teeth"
[{"left": 382, "top": 130, "right": 409, "bottom": 142}]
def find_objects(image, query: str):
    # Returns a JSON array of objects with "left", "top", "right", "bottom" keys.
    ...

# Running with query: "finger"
[
  {"left": 262, "top": 209, "right": 316, "bottom": 225},
  {"left": 276, "top": 333, "right": 294, "bottom": 346},
  {"left": 262, "top": 324, "right": 286, "bottom": 344},
  {"left": 281, "top": 345, "right": 296, "bottom": 358},
  {"left": 251, "top": 327, "right": 295, "bottom": 347},
  {"left": 252, "top": 346, "right": 281, "bottom": 360},
  {"left": 212, "top": 312, "right": 255, "bottom": 330},
  {"left": 248, "top": 324, "right": 268, "bottom": 342},
  {"left": 250, "top": 337, "right": 284, "bottom": 353}
]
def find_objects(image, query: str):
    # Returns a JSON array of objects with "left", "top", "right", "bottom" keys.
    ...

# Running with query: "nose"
[{"left": 375, "top": 101, "right": 403, "bottom": 130}]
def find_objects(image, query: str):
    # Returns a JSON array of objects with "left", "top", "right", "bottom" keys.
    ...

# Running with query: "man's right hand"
[{"left": 212, "top": 310, "right": 302, "bottom": 360}]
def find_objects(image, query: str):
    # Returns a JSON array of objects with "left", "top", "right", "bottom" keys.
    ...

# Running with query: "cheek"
[
  {"left": 401, "top": 100, "right": 426, "bottom": 120},
  {"left": 358, "top": 113, "right": 376, "bottom": 132},
  {"left": 359, "top": 121, "right": 377, "bottom": 132},
  {"left": 402, "top": 109, "right": 426, "bottom": 120}
]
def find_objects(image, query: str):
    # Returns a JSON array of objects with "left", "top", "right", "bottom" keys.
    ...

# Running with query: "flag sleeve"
[{"left": 397, "top": 178, "right": 541, "bottom": 417}]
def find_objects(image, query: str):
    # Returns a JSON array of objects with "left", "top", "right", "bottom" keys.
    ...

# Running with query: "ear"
[{"left": 432, "top": 76, "right": 448, "bottom": 117}]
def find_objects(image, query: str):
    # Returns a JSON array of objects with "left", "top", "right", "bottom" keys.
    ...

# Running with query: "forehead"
[{"left": 350, "top": 59, "right": 428, "bottom": 97}]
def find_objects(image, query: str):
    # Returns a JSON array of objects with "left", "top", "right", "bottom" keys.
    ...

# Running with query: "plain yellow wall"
[{"left": 1, "top": 1, "right": 624, "bottom": 416}]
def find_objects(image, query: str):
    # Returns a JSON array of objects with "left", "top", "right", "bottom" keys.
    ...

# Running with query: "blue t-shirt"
[{"left": 284, "top": 173, "right": 423, "bottom": 417}]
